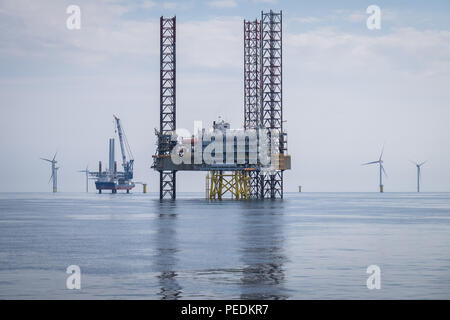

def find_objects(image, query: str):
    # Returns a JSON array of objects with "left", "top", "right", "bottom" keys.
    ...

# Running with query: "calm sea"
[{"left": 0, "top": 192, "right": 449, "bottom": 299}]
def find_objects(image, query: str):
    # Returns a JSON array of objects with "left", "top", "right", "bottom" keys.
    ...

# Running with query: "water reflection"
[
  {"left": 153, "top": 201, "right": 182, "bottom": 300},
  {"left": 239, "top": 200, "right": 288, "bottom": 299}
]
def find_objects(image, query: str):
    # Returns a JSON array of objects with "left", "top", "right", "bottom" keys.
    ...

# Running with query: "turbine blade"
[
  {"left": 40, "top": 158, "right": 52, "bottom": 162},
  {"left": 362, "top": 160, "right": 379, "bottom": 166},
  {"left": 382, "top": 165, "right": 388, "bottom": 178},
  {"left": 52, "top": 152, "right": 57, "bottom": 161},
  {"left": 48, "top": 173, "right": 53, "bottom": 184},
  {"left": 379, "top": 145, "right": 385, "bottom": 161},
  {"left": 419, "top": 160, "right": 427, "bottom": 167}
]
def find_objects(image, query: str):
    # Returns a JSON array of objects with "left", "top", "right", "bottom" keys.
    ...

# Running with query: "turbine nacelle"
[{"left": 411, "top": 160, "right": 427, "bottom": 168}]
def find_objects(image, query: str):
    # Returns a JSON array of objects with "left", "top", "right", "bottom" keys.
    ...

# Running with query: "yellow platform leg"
[{"left": 207, "top": 171, "right": 250, "bottom": 200}]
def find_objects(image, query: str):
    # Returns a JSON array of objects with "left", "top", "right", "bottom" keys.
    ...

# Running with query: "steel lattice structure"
[
  {"left": 261, "top": 10, "right": 283, "bottom": 199},
  {"left": 244, "top": 19, "right": 262, "bottom": 199},
  {"left": 244, "top": 19, "right": 261, "bottom": 130},
  {"left": 207, "top": 171, "right": 251, "bottom": 200},
  {"left": 153, "top": 11, "right": 289, "bottom": 201},
  {"left": 159, "top": 16, "right": 176, "bottom": 199}
]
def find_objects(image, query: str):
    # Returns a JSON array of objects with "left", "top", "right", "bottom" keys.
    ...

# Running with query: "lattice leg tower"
[
  {"left": 159, "top": 16, "right": 177, "bottom": 200},
  {"left": 248, "top": 170, "right": 260, "bottom": 199},
  {"left": 244, "top": 19, "right": 261, "bottom": 130},
  {"left": 160, "top": 171, "right": 176, "bottom": 199},
  {"left": 244, "top": 19, "right": 262, "bottom": 199},
  {"left": 261, "top": 10, "right": 283, "bottom": 199}
]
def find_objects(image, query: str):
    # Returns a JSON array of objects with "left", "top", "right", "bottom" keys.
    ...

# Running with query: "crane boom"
[{"left": 114, "top": 115, "right": 127, "bottom": 169}]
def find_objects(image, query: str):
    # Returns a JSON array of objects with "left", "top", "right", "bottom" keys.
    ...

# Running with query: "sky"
[{"left": 0, "top": 0, "right": 449, "bottom": 193}]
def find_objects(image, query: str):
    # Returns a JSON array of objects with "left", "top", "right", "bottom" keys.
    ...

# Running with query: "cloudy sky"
[{"left": 0, "top": 0, "right": 449, "bottom": 193}]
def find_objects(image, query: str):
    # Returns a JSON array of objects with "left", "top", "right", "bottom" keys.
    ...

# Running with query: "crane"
[
  {"left": 114, "top": 115, "right": 134, "bottom": 180},
  {"left": 90, "top": 115, "right": 136, "bottom": 194}
]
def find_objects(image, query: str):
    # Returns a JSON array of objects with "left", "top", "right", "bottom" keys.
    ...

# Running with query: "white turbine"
[
  {"left": 77, "top": 165, "right": 90, "bottom": 193},
  {"left": 411, "top": 160, "right": 426, "bottom": 192},
  {"left": 40, "top": 152, "right": 58, "bottom": 193},
  {"left": 362, "top": 146, "right": 387, "bottom": 193}
]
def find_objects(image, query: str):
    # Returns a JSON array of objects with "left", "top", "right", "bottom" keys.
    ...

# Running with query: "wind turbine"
[
  {"left": 77, "top": 165, "right": 90, "bottom": 193},
  {"left": 362, "top": 146, "right": 387, "bottom": 193},
  {"left": 41, "top": 152, "right": 58, "bottom": 193},
  {"left": 411, "top": 161, "right": 426, "bottom": 192}
]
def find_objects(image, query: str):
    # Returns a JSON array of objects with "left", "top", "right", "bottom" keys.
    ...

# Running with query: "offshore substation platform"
[{"left": 152, "top": 10, "right": 291, "bottom": 200}]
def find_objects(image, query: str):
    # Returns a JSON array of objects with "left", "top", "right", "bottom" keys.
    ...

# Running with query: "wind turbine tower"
[
  {"left": 41, "top": 153, "right": 58, "bottom": 192},
  {"left": 411, "top": 161, "right": 426, "bottom": 192},
  {"left": 78, "top": 166, "right": 90, "bottom": 193},
  {"left": 362, "top": 146, "right": 387, "bottom": 193}
]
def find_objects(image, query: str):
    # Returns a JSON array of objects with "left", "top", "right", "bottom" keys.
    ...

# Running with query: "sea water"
[{"left": 0, "top": 192, "right": 449, "bottom": 299}]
